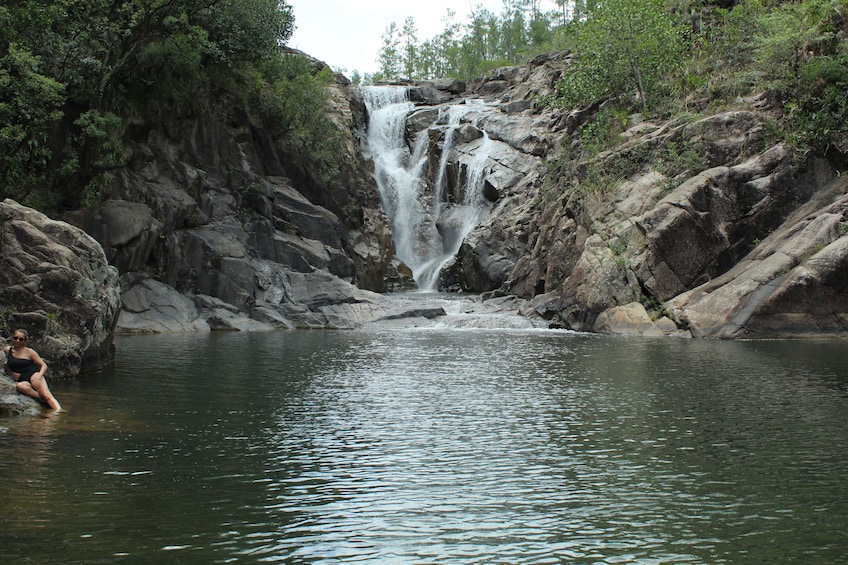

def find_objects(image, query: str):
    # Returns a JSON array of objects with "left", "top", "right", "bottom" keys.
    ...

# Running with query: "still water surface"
[{"left": 1, "top": 325, "right": 848, "bottom": 563}]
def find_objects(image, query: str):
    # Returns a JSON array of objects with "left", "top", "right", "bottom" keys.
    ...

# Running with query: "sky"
[{"left": 286, "top": 0, "right": 559, "bottom": 77}]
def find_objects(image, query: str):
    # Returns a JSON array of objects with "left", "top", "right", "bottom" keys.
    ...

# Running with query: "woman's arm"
[{"left": 29, "top": 349, "right": 47, "bottom": 377}]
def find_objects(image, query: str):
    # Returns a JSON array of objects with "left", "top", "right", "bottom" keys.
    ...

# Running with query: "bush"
[{"left": 250, "top": 55, "right": 344, "bottom": 183}]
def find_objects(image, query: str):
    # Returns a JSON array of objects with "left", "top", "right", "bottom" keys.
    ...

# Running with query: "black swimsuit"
[{"left": 6, "top": 347, "right": 38, "bottom": 383}]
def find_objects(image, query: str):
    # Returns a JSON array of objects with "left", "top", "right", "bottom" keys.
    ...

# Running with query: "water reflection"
[{"left": 0, "top": 331, "right": 847, "bottom": 563}]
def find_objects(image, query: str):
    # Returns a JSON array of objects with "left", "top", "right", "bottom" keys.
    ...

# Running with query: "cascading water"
[{"left": 363, "top": 86, "right": 494, "bottom": 292}]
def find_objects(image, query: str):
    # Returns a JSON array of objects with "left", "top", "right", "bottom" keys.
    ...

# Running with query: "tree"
[
  {"left": 371, "top": 2, "right": 558, "bottom": 82},
  {"left": 556, "top": 0, "right": 686, "bottom": 111},
  {"left": 401, "top": 16, "right": 418, "bottom": 79},
  {"left": 0, "top": 0, "right": 296, "bottom": 210},
  {"left": 0, "top": 44, "right": 65, "bottom": 205},
  {"left": 378, "top": 22, "right": 400, "bottom": 79},
  {"left": 752, "top": 0, "right": 848, "bottom": 155},
  {"left": 553, "top": 0, "right": 571, "bottom": 25}
]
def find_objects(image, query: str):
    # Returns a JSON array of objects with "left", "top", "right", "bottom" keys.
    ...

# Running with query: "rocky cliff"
[
  {"left": 11, "top": 49, "right": 844, "bottom": 342},
  {"left": 432, "top": 55, "right": 848, "bottom": 338},
  {"left": 356, "top": 51, "right": 846, "bottom": 339},
  {"left": 61, "top": 58, "right": 409, "bottom": 333}
]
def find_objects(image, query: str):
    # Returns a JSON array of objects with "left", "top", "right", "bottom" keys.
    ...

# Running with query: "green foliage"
[
  {"left": 375, "top": 4, "right": 557, "bottom": 81},
  {"left": 131, "top": 20, "right": 211, "bottom": 118},
  {"left": 0, "top": 0, "right": 296, "bottom": 212},
  {"left": 758, "top": 0, "right": 848, "bottom": 155},
  {"left": 555, "top": 0, "right": 688, "bottom": 111},
  {"left": 250, "top": 55, "right": 344, "bottom": 183},
  {"left": 203, "top": 0, "right": 295, "bottom": 63},
  {"left": 785, "top": 54, "right": 848, "bottom": 154},
  {"left": 543, "top": 0, "right": 847, "bottom": 210},
  {"left": 656, "top": 140, "right": 708, "bottom": 178},
  {"left": 577, "top": 105, "right": 630, "bottom": 158},
  {"left": 73, "top": 109, "right": 126, "bottom": 207},
  {"left": 671, "top": 0, "right": 848, "bottom": 156},
  {"left": 378, "top": 22, "right": 402, "bottom": 79},
  {"left": 753, "top": 0, "right": 841, "bottom": 83},
  {"left": 0, "top": 44, "right": 64, "bottom": 204},
  {"left": 559, "top": 101, "right": 710, "bottom": 203}
]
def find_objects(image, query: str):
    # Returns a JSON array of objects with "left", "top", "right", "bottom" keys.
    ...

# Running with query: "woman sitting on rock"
[{"left": 4, "top": 329, "right": 61, "bottom": 411}]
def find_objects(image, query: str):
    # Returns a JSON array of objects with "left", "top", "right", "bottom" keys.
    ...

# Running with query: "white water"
[{"left": 363, "top": 87, "right": 494, "bottom": 292}]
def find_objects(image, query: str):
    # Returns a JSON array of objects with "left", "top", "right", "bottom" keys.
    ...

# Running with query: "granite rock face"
[
  {"left": 63, "top": 54, "right": 399, "bottom": 333},
  {"left": 0, "top": 377, "right": 41, "bottom": 417},
  {"left": 386, "top": 54, "right": 848, "bottom": 338},
  {"left": 1, "top": 199, "right": 121, "bottom": 375},
  {"left": 1, "top": 199, "right": 122, "bottom": 413}
]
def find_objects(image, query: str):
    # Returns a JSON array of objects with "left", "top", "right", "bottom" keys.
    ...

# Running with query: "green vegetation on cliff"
[
  {"left": 375, "top": 0, "right": 847, "bottom": 169},
  {"left": 0, "top": 0, "right": 343, "bottom": 213},
  {"left": 551, "top": 0, "right": 847, "bottom": 200}
]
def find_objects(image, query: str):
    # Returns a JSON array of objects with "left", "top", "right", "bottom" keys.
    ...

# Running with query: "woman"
[{"left": 4, "top": 329, "right": 61, "bottom": 411}]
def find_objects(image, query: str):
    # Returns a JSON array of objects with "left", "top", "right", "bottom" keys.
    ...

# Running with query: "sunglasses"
[{"left": 11, "top": 337, "right": 26, "bottom": 342}]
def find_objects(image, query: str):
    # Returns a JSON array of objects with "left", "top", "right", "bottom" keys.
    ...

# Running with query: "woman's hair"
[{"left": 11, "top": 328, "right": 29, "bottom": 340}]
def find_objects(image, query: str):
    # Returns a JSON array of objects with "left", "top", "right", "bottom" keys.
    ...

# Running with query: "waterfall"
[{"left": 363, "top": 87, "right": 494, "bottom": 292}]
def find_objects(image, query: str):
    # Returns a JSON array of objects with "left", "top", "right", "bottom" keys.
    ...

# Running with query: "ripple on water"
[{"left": 2, "top": 332, "right": 848, "bottom": 563}]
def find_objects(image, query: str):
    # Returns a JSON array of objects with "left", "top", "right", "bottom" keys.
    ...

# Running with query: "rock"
[
  {"left": 473, "top": 80, "right": 511, "bottom": 95},
  {"left": 0, "top": 199, "right": 121, "bottom": 377},
  {"left": 635, "top": 144, "right": 797, "bottom": 301},
  {"left": 206, "top": 310, "right": 274, "bottom": 331},
  {"left": 118, "top": 277, "right": 209, "bottom": 333},
  {"left": 377, "top": 307, "right": 447, "bottom": 321},
  {"left": 250, "top": 306, "right": 295, "bottom": 329},
  {"left": 86, "top": 58, "right": 398, "bottom": 334},
  {"left": 593, "top": 302, "right": 666, "bottom": 337},
  {"left": 283, "top": 270, "right": 376, "bottom": 311},
  {"left": 478, "top": 111, "right": 553, "bottom": 157},
  {"left": 64, "top": 200, "right": 163, "bottom": 273},
  {"left": 457, "top": 241, "right": 515, "bottom": 292},
  {"left": 0, "top": 376, "right": 42, "bottom": 416},
  {"left": 407, "top": 85, "right": 453, "bottom": 105},
  {"left": 454, "top": 71, "right": 848, "bottom": 340},
  {"left": 667, "top": 181, "right": 848, "bottom": 338},
  {"left": 433, "top": 77, "right": 467, "bottom": 94}
]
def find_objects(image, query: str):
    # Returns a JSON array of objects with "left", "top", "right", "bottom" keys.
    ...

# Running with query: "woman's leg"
[
  {"left": 15, "top": 380, "right": 41, "bottom": 401},
  {"left": 25, "top": 375, "right": 62, "bottom": 411}
]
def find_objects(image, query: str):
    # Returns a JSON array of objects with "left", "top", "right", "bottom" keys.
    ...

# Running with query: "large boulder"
[
  {"left": 634, "top": 143, "right": 797, "bottom": 302},
  {"left": 0, "top": 199, "right": 121, "bottom": 413},
  {"left": 668, "top": 178, "right": 848, "bottom": 338}
]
